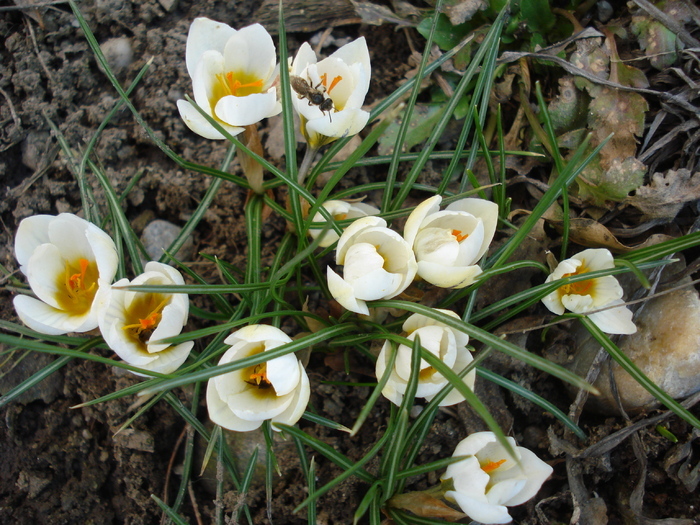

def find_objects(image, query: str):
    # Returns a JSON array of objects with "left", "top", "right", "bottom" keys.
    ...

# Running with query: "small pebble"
[
  {"left": 141, "top": 219, "right": 194, "bottom": 264},
  {"left": 99, "top": 37, "right": 133, "bottom": 76}
]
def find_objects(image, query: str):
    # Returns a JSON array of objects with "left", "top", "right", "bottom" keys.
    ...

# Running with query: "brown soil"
[{"left": 1, "top": 1, "right": 699, "bottom": 524}]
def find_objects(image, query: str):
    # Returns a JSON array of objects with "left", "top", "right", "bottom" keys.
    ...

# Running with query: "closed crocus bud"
[
  {"left": 99, "top": 262, "right": 193, "bottom": 375},
  {"left": 290, "top": 38, "right": 371, "bottom": 148},
  {"left": 404, "top": 196, "right": 499, "bottom": 289},
  {"left": 442, "top": 432, "right": 553, "bottom": 524},
  {"left": 177, "top": 18, "right": 281, "bottom": 139},
  {"left": 308, "top": 199, "right": 380, "bottom": 248},
  {"left": 13, "top": 213, "right": 118, "bottom": 335},
  {"left": 542, "top": 248, "right": 636, "bottom": 335},
  {"left": 207, "top": 325, "right": 310, "bottom": 432},
  {"left": 327, "top": 216, "right": 417, "bottom": 316},
  {"left": 375, "top": 309, "right": 475, "bottom": 406}
]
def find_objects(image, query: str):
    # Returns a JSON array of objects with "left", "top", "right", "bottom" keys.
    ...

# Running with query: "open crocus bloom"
[
  {"left": 542, "top": 248, "right": 636, "bottom": 335},
  {"left": 404, "top": 196, "right": 499, "bottom": 289},
  {"left": 442, "top": 432, "right": 553, "bottom": 524},
  {"left": 13, "top": 213, "right": 118, "bottom": 335},
  {"left": 177, "top": 18, "right": 281, "bottom": 140},
  {"left": 290, "top": 38, "right": 371, "bottom": 148},
  {"left": 327, "top": 216, "right": 417, "bottom": 316},
  {"left": 99, "top": 262, "right": 193, "bottom": 375},
  {"left": 376, "top": 309, "right": 475, "bottom": 406},
  {"left": 207, "top": 325, "right": 310, "bottom": 432},
  {"left": 308, "top": 200, "right": 380, "bottom": 248}
]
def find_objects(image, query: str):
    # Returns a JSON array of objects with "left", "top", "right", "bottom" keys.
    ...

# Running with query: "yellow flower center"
[
  {"left": 452, "top": 229, "right": 469, "bottom": 242},
  {"left": 122, "top": 294, "right": 170, "bottom": 346},
  {"left": 333, "top": 213, "right": 348, "bottom": 221},
  {"left": 481, "top": 458, "right": 507, "bottom": 473},
  {"left": 245, "top": 363, "right": 272, "bottom": 389},
  {"left": 558, "top": 263, "right": 594, "bottom": 298},
  {"left": 213, "top": 70, "right": 265, "bottom": 102},
  {"left": 55, "top": 258, "right": 98, "bottom": 315}
]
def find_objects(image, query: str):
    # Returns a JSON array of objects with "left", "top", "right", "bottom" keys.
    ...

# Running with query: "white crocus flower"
[
  {"left": 309, "top": 200, "right": 380, "bottom": 248},
  {"left": 177, "top": 18, "right": 281, "bottom": 140},
  {"left": 327, "top": 216, "right": 417, "bottom": 316},
  {"left": 290, "top": 38, "right": 371, "bottom": 148},
  {"left": 13, "top": 213, "right": 118, "bottom": 335},
  {"left": 99, "top": 262, "right": 193, "bottom": 375},
  {"left": 207, "top": 325, "right": 310, "bottom": 432},
  {"left": 542, "top": 248, "right": 636, "bottom": 335},
  {"left": 442, "top": 432, "right": 553, "bottom": 524},
  {"left": 376, "top": 309, "right": 475, "bottom": 406},
  {"left": 404, "top": 196, "right": 499, "bottom": 289}
]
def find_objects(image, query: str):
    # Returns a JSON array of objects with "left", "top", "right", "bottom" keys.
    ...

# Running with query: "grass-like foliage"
[{"left": 3, "top": 0, "right": 700, "bottom": 523}]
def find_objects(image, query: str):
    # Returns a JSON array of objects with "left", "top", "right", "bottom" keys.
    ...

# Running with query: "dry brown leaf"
[
  {"left": 442, "top": 0, "right": 487, "bottom": 25},
  {"left": 546, "top": 218, "right": 672, "bottom": 253},
  {"left": 626, "top": 169, "right": 700, "bottom": 219},
  {"left": 388, "top": 492, "right": 467, "bottom": 522}
]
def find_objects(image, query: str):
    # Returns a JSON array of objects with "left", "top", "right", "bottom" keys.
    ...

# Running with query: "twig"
[{"left": 0, "top": 87, "right": 21, "bottom": 129}]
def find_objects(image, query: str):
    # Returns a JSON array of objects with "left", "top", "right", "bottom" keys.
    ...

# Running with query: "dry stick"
[
  {"left": 25, "top": 16, "right": 56, "bottom": 87},
  {"left": 188, "top": 482, "right": 205, "bottom": 525},
  {"left": 159, "top": 425, "right": 188, "bottom": 525}
]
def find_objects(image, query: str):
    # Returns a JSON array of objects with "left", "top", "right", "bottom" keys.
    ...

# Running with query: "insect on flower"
[{"left": 290, "top": 73, "right": 340, "bottom": 121}]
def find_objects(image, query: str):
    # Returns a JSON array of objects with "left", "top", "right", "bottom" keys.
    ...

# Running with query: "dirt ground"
[{"left": 1, "top": 0, "right": 700, "bottom": 524}]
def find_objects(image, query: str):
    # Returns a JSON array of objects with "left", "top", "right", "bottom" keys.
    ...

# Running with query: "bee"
[{"left": 290, "top": 75, "right": 335, "bottom": 121}]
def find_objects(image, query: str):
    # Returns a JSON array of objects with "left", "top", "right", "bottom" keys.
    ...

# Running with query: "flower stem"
[{"left": 297, "top": 145, "right": 319, "bottom": 185}]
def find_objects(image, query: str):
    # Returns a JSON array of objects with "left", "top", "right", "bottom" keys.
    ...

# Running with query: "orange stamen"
[
  {"left": 123, "top": 298, "right": 169, "bottom": 334},
  {"left": 320, "top": 73, "right": 328, "bottom": 87},
  {"left": 68, "top": 258, "right": 90, "bottom": 291},
  {"left": 559, "top": 266, "right": 594, "bottom": 297},
  {"left": 482, "top": 459, "right": 507, "bottom": 473},
  {"left": 225, "top": 72, "right": 263, "bottom": 96},
  {"left": 452, "top": 229, "right": 469, "bottom": 243},
  {"left": 327, "top": 75, "right": 342, "bottom": 93},
  {"left": 246, "top": 364, "right": 270, "bottom": 387}
]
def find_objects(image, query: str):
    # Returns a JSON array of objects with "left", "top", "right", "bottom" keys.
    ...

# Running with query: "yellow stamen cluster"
[
  {"left": 65, "top": 258, "right": 95, "bottom": 300},
  {"left": 246, "top": 364, "right": 271, "bottom": 388},
  {"left": 123, "top": 297, "right": 170, "bottom": 342},
  {"left": 558, "top": 265, "right": 594, "bottom": 297}
]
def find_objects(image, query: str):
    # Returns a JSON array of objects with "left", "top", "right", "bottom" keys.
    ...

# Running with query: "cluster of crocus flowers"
[
  {"left": 206, "top": 325, "right": 310, "bottom": 432},
  {"left": 326, "top": 195, "right": 498, "bottom": 315},
  {"left": 308, "top": 199, "right": 380, "bottom": 248},
  {"left": 177, "top": 18, "right": 281, "bottom": 140},
  {"left": 327, "top": 216, "right": 417, "bottom": 316},
  {"left": 13, "top": 213, "right": 118, "bottom": 335},
  {"left": 404, "top": 195, "right": 499, "bottom": 289},
  {"left": 13, "top": 213, "right": 194, "bottom": 375},
  {"left": 290, "top": 38, "right": 371, "bottom": 148},
  {"left": 542, "top": 248, "right": 637, "bottom": 335},
  {"left": 441, "top": 432, "right": 553, "bottom": 524},
  {"left": 99, "top": 262, "right": 194, "bottom": 375},
  {"left": 375, "top": 309, "right": 475, "bottom": 406}
]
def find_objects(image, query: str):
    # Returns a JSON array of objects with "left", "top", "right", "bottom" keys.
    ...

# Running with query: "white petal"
[
  {"left": 14, "top": 214, "right": 54, "bottom": 271},
  {"left": 587, "top": 300, "right": 637, "bottom": 335},
  {"left": 177, "top": 99, "right": 243, "bottom": 140},
  {"left": 574, "top": 248, "right": 614, "bottom": 271},
  {"left": 335, "top": 216, "right": 386, "bottom": 264},
  {"left": 327, "top": 266, "right": 369, "bottom": 315},
  {"left": 225, "top": 324, "right": 292, "bottom": 347},
  {"left": 267, "top": 353, "right": 301, "bottom": 396},
  {"left": 486, "top": 478, "right": 527, "bottom": 506},
  {"left": 223, "top": 24, "right": 276, "bottom": 82},
  {"left": 417, "top": 260, "right": 482, "bottom": 289},
  {"left": 291, "top": 42, "right": 317, "bottom": 75},
  {"left": 497, "top": 447, "right": 553, "bottom": 506},
  {"left": 85, "top": 225, "right": 118, "bottom": 283},
  {"left": 229, "top": 388, "right": 294, "bottom": 421},
  {"left": 404, "top": 196, "right": 442, "bottom": 246},
  {"left": 449, "top": 491, "right": 513, "bottom": 524},
  {"left": 25, "top": 243, "right": 64, "bottom": 309},
  {"left": 206, "top": 379, "right": 264, "bottom": 432},
  {"left": 271, "top": 362, "right": 310, "bottom": 430},
  {"left": 446, "top": 198, "right": 499, "bottom": 261},
  {"left": 13, "top": 295, "right": 93, "bottom": 335},
  {"left": 445, "top": 456, "right": 490, "bottom": 494},
  {"left": 541, "top": 290, "right": 566, "bottom": 315},
  {"left": 328, "top": 37, "right": 370, "bottom": 95},
  {"left": 136, "top": 342, "right": 194, "bottom": 375},
  {"left": 147, "top": 301, "right": 188, "bottom": 353},
  {"left": 214, "top": 90, "right": 281, "bottom": 127},
  {"left": 304, "top": 107, "right": 370, "bottom": 140},
  {"left": 49, "top": 214, "right": 95, "bottom": 262},
  {"left": 186, "top": 18, "right": 236, "bottom": 78}
]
